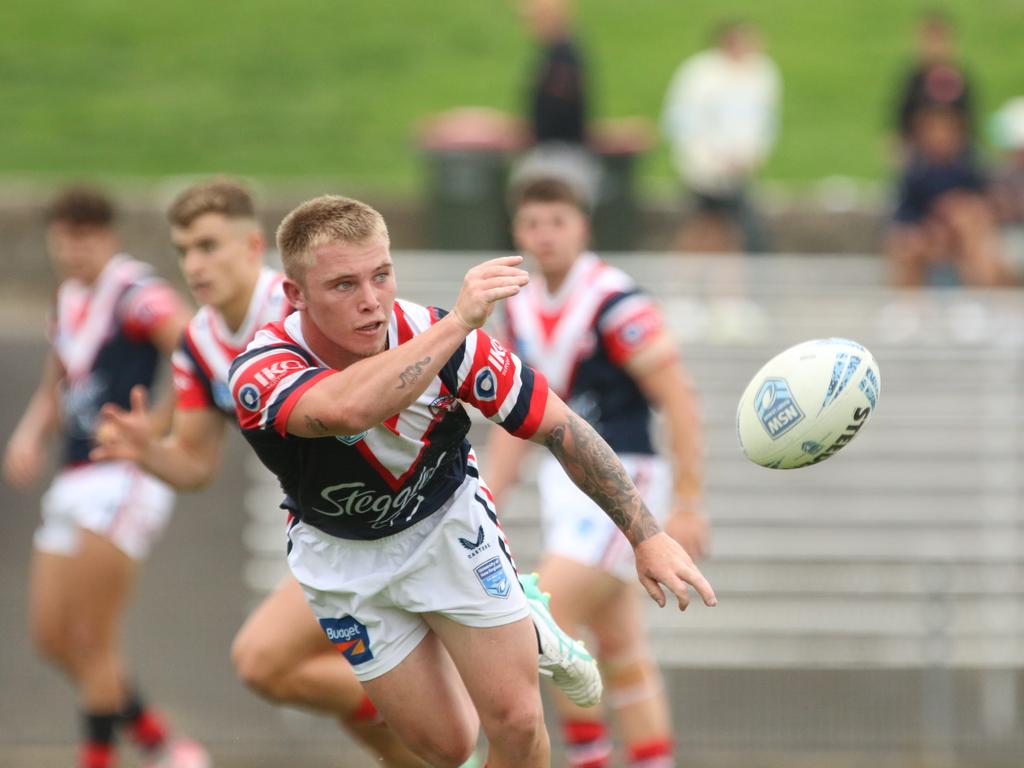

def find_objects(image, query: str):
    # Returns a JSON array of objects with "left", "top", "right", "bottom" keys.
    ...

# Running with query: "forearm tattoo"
[
  {"left": 304, "top": 415, "right": 330, "bottom": 435},
  {"left": 397, "top": 356, "right": 432, "bottom": 390},
  {"left": 544, "top": 412, "right": 661, "bottom": 546}
]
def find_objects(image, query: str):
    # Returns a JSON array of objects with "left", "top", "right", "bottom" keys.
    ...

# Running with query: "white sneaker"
[
  {"left": 520, "top": 572, "right": 603, "bottom": 708},
  {"left": 142, "top": 737, "right": 211, "bottom": 768}
]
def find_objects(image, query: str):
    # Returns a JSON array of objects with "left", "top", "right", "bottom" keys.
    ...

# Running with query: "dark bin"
[
  {"left": 590, "top": 118, "right": 654, "bottom": 252},
  {"left": 418, "top": 109, "right": 526, "bottom": 251}
]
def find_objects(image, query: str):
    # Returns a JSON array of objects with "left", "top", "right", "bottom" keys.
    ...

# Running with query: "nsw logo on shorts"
[
  {"left": 320, "top": 616, "right": 374, "bottom": 664},
  {"left": 474, "top": 556, "right": 511, "bottom": 599}
]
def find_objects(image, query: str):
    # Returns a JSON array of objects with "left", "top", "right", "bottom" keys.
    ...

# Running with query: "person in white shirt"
[{"left": 662, "top": 20, "right": 781, "bottom": 253}]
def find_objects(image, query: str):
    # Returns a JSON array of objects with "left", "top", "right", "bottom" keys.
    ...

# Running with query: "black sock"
[
  {"left": 84, "top": 711, "right": 118, "bottom": 745},
  {"left": 119, "top": 689, "right": 145, "bottom": 724}
]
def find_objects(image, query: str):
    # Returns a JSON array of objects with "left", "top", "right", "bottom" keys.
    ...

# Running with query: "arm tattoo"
[
  {"left": 304, "top": 415, "right": 330, "bottom": 436},
  {"left": 544, "top": 412, "right": 661, "bottom": 546},
  {"left": 396, "top": 356, "right": 432, "bottom": 390}
]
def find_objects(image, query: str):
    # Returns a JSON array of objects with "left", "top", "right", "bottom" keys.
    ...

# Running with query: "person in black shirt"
[{"left": 893, "top": 10, "right": 974, "bottom": 153}]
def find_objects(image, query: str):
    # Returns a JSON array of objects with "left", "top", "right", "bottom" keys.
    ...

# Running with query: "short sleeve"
[
  {"left": 228, "top": 344, "right": 333, "bottom": 436},
  {"left": 172, "top": 343, "right": 212, "bottom": 410},
  {"left": 120, "top": 280, "right": 183, "bottom": 342},
  {"left": 450, "top": 327, "right": 548, "bottom": 439},
  {"left": 596, "top": 291, "right": 666, "bottom": 367}
]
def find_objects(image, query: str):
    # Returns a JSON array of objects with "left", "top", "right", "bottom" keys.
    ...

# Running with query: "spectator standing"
[{"left": 661, "top": 20, "right": 781, "bottom": 253}]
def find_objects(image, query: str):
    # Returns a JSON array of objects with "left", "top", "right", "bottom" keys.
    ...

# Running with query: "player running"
[
  {"left": 90, "top": 179, "right": 428, "bottom": 766},
  {"left": 485, "top": 176, "right": 711, "bottom": 768},
  {"left": 2, "top": 187, "right": 208, "bottom": 768},
  {"left": 225, "top": 194, "right": 716, "bottom": 767}
]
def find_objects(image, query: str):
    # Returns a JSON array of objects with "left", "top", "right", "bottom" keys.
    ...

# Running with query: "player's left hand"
[
  {"left": 634, "top": 531, "right": 717, "bottom": 611},
  {"left": 90, "top": 385, "right": 154, "bottom": 464},
  {"left": 665, "top": 500, "right": 710, "bottom": 562}
]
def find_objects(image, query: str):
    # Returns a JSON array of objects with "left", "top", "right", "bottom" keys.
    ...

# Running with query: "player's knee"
[
  {"left": 411, "top": 728, "right": 476, "bottom": 768},
  {"left": 480, "top": 696, "right": 545, "bottom": 749},
  {"left": 231, "top": 633, "right": 284, "bottom": 700},
  {"left": 29, "top": 617, "right": 68, "bottom": 665}
]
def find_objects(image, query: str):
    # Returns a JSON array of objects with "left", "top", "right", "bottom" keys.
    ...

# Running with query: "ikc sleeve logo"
[
  {"left": 319, "top": 616, "right": 374, "bottom": 665},
  {"left": 755, "top": 377, "right": 805, "bottom": 440}
]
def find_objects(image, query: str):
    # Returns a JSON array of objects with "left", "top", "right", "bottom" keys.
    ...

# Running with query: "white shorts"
[
  {"left": 288, "top": 475, "right": 530, "bottom": 681},
  {"left": 538, "top": 453, "right": 670, "bottom": 582},
  {"left": 35, "top": 461, "right": 176, "bottom": 561}
]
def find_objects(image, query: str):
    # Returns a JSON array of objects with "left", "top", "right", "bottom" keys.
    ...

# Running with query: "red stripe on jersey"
[
  {"left": 354, "top": 413, "right": 445, "bottom": 492},
  {"left": 457, "top": 330, "right": 492, "bottom": 402},
  {"left": 394, "top": 301, "right": 414, "bottom": 345},
  {"left": 273, "top": 369, "right": 334, "bottom": 437},
  {"left": 509, "top": 371, "right": 548, "bottom": 439},
  {"left": 172, "top": 361, "right": 211, "bottom": 410},
  {"left": 382, "top": 414, "right": 400, "bottom": 435}
]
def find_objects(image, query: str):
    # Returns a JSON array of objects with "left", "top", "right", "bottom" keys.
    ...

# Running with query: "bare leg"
[
  {"left": 425, "top": 614, "right": 549, "bottom": 768},
  {"left": 232, "top": 575, "right": 427, "bottom": 767},
  {"left": 69, "top": 530, "right": 138, "bottom": 711},
  {"left": 361, "top": 631, "right": 480, "bottom": 768},
  {"left": 539, "top": 555, "right": 674, "bottom": 763}
]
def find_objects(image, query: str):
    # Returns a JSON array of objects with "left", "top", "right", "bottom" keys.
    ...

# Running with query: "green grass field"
[{"left": 2, "top": 0, "right": 1022, "bottom": 193}]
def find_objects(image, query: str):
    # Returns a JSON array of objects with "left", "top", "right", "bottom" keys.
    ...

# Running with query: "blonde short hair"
[
  {"left": 167, "top": 178, "right": 257, "bottom": 228},
  {"left": 276, "top": 195, "right": 389, "bottom": 280}
]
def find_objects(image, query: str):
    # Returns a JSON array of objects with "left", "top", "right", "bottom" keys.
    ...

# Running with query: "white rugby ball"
[{"left": 737, "top": 338, "right": 880, "bottom": 469}]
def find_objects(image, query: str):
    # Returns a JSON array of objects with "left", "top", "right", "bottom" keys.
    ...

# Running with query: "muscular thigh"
[
  {"left": 235, "top": 575, "right": 332, "bottom": 671},
  {"left": 361, "top": 629, "right": 478, "bottom": 747},
  {"left": 28, "top": 549, "right": 78, "bottom": 643},
  {"left": 73, "top": 530, "right": 138, "bottom": 639}
]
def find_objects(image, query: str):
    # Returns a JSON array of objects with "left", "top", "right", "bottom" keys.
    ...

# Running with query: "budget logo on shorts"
[
  {"left": 755, "top": 377, "right": 804, "bottom": 440},
  {"left": 474, "top": 556, "right": 511, "bottom": 599},
  {"left": 473, "top": 368, "right": 498, "bottom": 402},
  {"left": 320, "top": 616, "right": 374, "bottom": 664}
]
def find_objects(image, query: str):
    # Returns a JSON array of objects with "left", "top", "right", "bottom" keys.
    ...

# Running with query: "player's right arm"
[
  {"left": 91, "top": 386, "right": 227, "bottom": 491},
  {"left": 262, "top": 257, "right": 528, "bottom": 438},
  {"left": 2, "top": 351, "right": 62, "bottom": 490}
]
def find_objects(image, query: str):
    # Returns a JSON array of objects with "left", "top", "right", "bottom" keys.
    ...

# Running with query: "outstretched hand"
[
  {"left": 451, "top": 256, "right": 529, "bottom": 330},
  {"left": 90, "top": 385, "right": 154, "bottom": 464},
  {"left": 634, "top": 531, "right": 717, "bottom": 611}
]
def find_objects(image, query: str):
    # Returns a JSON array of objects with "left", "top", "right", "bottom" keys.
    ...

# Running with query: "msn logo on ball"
[{"left": 755, "top": 378, "right": 805, "bottom": 440}]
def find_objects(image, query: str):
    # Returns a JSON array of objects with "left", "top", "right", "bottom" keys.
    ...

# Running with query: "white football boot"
[{"left": 520, "top": 572, "right": 603, "bottom": 708}]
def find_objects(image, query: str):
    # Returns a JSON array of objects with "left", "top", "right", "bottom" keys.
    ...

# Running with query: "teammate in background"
[
  {"left": 1, "top": 187, "right": 208, "bottom": 768},
  {"left": 225, "top": 194, "right": 716, "bottom": 767},
  {"left": 90, "top": 179, "right": 427, "bottom": 767},
  {"left": 484, "top": 176, "right": 710, "bottom": 768}
]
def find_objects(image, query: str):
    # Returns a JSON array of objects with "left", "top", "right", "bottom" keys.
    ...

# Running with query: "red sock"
[
  {"left": 130, "top": 710, "right": 168, "bottom": 751},
  {"left": 347, "top": 693, "right": 383, "bottom": 726},
  {"left": 80, "top": 742, "right": 115, "bottom": 768},
  {"left": 627, "top": 737, "right": 674, "bottom": 767},
  {"left": 563, "top": 719, "right": 611, "bottom": 768}
]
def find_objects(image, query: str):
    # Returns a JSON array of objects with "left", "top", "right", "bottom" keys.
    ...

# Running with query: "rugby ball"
[{"left": 737, "top": 338, "right": 880, "bottom": 469}]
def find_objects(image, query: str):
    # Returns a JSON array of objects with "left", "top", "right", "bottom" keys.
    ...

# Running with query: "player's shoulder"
[{"left": 394, "top": 298, "right": 447, "bottom": 335}]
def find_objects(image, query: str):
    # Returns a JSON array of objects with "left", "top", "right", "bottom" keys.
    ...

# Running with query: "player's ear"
[
  {"left": 248, "top": 229, "right": 266, "bottom": 260},
  {"left": 282, "top": 277, "right": 306, "bottom": 311}
]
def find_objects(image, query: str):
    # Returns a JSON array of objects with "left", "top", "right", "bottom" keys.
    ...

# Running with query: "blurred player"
[
  {"left": 225, "top": 194, "right": 715, "bottom": 767},
  {"left": 1, "top": 187, "right": 208, "bottom": 768},
  {"left": 485, "top": 176, "right": 709, "bottom": 768},
  {"left": 91, "top": 179, "right": 428, "bottom": 767}
]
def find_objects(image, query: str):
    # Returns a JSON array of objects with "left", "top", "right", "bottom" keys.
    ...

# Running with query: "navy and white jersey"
[
  {"left": 172, "top": 267, "right": 291, "bottom": 418},
  {"left": 500, "top": 252, "right": 665, "bottom": 455},
  {"left": 229, "top": 300, "right": 549, "bottom": 541},
  {"left": 50, "top": 255, "right": 183, "bottom": 466}
]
